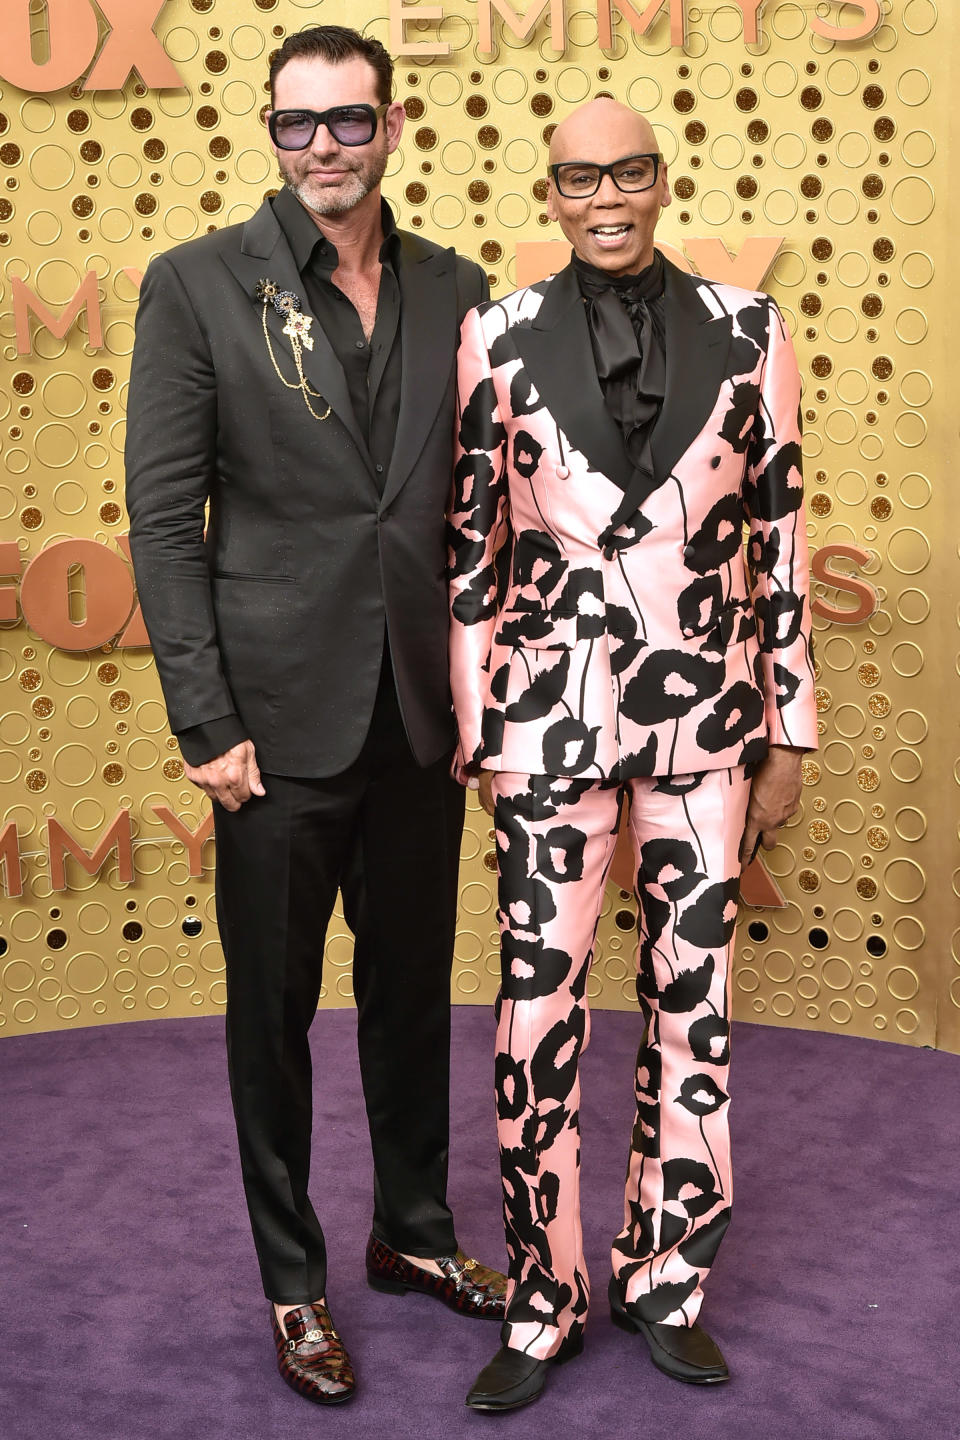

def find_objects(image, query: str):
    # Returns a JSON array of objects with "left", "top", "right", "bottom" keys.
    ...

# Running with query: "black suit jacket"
[{"left": 125, "top": 196, "right": 487, "bottom": 776}]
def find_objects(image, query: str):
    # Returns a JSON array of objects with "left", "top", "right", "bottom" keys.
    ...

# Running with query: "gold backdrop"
[{"left": 0, "top": 0, "right": 956, "bottom": 1052}]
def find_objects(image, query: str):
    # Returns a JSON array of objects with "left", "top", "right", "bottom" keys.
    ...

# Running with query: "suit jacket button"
[
  {"left": 556, "top": 464, "right": 570, "bottom": 479},
  {"left": 683, "top": 544, "right": 695, "bottom": 560}
]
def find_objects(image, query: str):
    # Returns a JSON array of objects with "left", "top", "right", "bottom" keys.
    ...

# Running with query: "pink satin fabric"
[{"left": 492, "top": 768, "right": 751, "bottom": 1359}]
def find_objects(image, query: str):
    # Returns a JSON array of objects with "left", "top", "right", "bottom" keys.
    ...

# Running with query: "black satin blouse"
[{"left": 574, "top": 250, "right": 667, "bottom": 554}]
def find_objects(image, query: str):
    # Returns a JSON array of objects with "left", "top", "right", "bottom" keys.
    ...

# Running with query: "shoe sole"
[
  {"left": 366, "top": 1270, "right": 503, "bottom": 1318},
  {"left": 366, "top": 1272, "right": 411, "bottom": 1296},
  {"left": 277, "top": 1370, "right": 356, "bottom": 1405},
  {"left": 610, "top": 1302, "right": 729, "bottom": 1385},
  {"left": 466, "top": 1393, "right": 542, "bottom": 1413}
]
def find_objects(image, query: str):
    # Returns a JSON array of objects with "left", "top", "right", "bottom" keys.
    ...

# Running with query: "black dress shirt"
[
  {"left": 178, "top": 187, "right": 405, "bottom": 767},
  {"left": 272, "top": 185, "right": 402, "bottom": 486}
]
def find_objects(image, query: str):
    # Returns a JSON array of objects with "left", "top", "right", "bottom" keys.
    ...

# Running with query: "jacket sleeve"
[
  {"left": 124, "top": 254, "right": 244, "bottom": 749},
  {"left": 176, "top": 714, "right": 248, "bottom": 767},
  {"left": 743, "top": 299, "right": 819, "bottom": 751},
  {"left": 447, "top": 305, "right": 511, "bottom": 767}
]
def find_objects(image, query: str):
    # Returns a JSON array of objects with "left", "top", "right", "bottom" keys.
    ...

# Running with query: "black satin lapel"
[
  {"left": 223, "top": 206, "right": 374, "bottom": 468},
  {"left": 513, "top": 265, "right": 632, "bottom": 493},
  {"left": 650, "top": 260, "right": 732, "bottom": 484},
  {"left": 380, "top": 239, "right": 457, "bottom": 511}
]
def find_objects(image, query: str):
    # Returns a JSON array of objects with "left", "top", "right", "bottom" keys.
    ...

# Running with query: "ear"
[
  {"left": 385, "top": 100, "right": 405, "bottom": 154},
  {"left": 264, "top": 109, "right": 279, "bottom": 163},
  {"left": 659, "top": 161, "right": 672, "bottom": 208},
  {"left": 545, "top": 176, "right": 559, "bottom": 223}
]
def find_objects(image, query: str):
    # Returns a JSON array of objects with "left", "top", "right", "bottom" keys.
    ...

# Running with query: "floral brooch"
[{"left": 254, "top": 277, "right": 330, "bottom": 421}]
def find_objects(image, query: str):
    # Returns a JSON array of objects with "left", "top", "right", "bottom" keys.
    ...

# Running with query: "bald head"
[
  {"left": 549, "top": 98, "right": 658, "bottom": 167},
  {"left": 545, "top": 97, "right": 671, "bottom": 278}
]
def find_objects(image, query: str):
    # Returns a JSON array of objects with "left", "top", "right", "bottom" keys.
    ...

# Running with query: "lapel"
[
  {"left": 650, "top": 258, "right": 733, "bottom": 484},
  {"left": 512, "top": 264, "right": 633, "bottom": 494},
  {"left": 380, "top": 233, "right": 458, "bottom": 511},
  {"left": 219, "top": 198, "right": 376, "bottom": 479}
]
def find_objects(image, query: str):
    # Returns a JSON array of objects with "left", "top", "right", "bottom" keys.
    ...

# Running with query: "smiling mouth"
[{"left": 590, "top": 223, "right": 632, "bottom": 239}]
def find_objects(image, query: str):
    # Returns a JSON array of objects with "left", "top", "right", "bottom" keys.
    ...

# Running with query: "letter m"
[
  {"left": 48, "top": 810, "right": 134, "bottom": 891},
  {"left": 13, "top": 271, "right": 103, "bottom": 356},
  {"left": 598, "top": 0, "right": 687, "bottom": 47},
  {"left": 477, "top": 0, "right": 566, "bottom": 53},
  {"left": 0, "top": 822, "right": 23, "bottom": 899}
]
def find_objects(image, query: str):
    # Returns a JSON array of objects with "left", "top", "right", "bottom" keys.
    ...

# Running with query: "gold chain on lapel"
[{"left": 255, "top": 278, "right": 331, "bottom": 422}]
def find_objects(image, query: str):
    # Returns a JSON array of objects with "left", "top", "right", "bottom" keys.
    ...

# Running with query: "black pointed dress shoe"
[
  {"left": 609, "top": 1276, "right": 729, "bottom": 1384},
  {"left": 465, "top": 1334, "right": 583, "bottom": 1413},
  {"left": 366, "top": 1233, "right": 506, "bottom": 1320},
  {"left": 271, "top": 1302, "right": 356, "bottom": 1405}
]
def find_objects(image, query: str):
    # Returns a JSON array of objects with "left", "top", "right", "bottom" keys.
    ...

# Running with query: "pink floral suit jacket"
[{"left": 448, "top": 257, "right": 818, "bottom": 781}]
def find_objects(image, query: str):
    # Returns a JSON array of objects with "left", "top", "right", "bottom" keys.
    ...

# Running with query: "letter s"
[
  {"left": 810, "top": 543, "right": 879, "bottom": 626},
  {"left": 810, "top": 2, "right": 882, "bottom": 42}
]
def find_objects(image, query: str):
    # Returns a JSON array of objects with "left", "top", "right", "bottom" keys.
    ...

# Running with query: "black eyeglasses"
[
  {"left": 268, "top": 103, "right": 389, "bottom": 150},
  {"left": 550, "top": 153, "right": 664, "bottom": 199}
]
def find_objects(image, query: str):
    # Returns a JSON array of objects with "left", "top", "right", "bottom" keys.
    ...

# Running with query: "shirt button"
[{"left": 556, "top": 464, "right": 570, "bottom": 479}]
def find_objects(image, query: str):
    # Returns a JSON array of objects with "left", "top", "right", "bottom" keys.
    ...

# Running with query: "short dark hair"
[{"left": 269, "top": 25, "right": 394, "bottom": 107}]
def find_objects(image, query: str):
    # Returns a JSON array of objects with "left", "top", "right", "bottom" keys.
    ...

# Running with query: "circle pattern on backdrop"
[{"left": 0, "top": 0, "right": 947, "bottom": 1053}]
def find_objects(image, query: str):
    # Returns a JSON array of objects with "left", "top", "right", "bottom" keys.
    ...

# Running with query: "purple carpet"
[{"left": 1, "top": 1007, "right": 957, "bottom": 1439}]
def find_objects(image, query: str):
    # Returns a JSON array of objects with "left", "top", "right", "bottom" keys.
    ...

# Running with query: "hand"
[
  {"left": 452, "top": 755, "right": 494, "bottom": 812},
  {"left": 183, "top": 740, "right": 265, "bottom": 812},
  {"left": 451, "top": 753, "right": 480, "bottom": 789},
  {"left": 477, "top": 771, "right": 497, "bottom": 817},
  {"left": 740, "top": 745, "right": 804, "bottom": 866}
]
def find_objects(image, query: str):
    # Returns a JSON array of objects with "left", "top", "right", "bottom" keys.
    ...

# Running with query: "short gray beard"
[{"left": 282, "top": 150, "right": 388, "bottom": 218}]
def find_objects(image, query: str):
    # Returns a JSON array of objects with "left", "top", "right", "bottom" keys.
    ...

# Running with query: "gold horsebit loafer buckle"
[{"left": 287, "top": 1326, "right": 338, "bottom": 1352}]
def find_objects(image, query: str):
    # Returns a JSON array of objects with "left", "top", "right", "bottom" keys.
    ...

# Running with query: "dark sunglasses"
[
  {"left": 268, "top": 103, "right": 389, "bottom": 150},
  {"left": 550, "top": 153, "right": 664, "bottom": 199}
]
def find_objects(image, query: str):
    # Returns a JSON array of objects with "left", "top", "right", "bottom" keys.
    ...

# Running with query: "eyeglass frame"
[
  {"left": 267, "top": 103, "right": 390, "bottom": 151},
  {"left": 549, "top": 152, "right": 665, "bottom": 199}
]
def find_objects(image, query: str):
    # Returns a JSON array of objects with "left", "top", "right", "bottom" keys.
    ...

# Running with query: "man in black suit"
[{"left": 125, "top": 25, "right": 505, "bottom": 1405}]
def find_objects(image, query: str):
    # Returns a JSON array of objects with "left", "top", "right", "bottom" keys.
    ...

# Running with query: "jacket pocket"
[{"left": 494, "top": 607, "right": 579, "bottom": 650}]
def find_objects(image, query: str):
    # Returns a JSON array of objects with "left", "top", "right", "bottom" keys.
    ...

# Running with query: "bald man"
[{"left": 449, "top": 101, "right": 816, "bottom": 1409}]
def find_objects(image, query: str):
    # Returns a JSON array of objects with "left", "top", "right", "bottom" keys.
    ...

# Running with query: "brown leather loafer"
[
  {"left": 271, "top": 1301, "right": 356, "bottom": 1405},
  {"left": 609, "top": 1276, "right": 729, "bottom": 1384},
  {"left": 366, "top": 1233, "right": 507, "bottom": 1320}
]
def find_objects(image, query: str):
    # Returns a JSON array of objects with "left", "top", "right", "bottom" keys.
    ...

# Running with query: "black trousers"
[{"left": 212, "top": 670, "right": 465, "bottom": 1303}]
